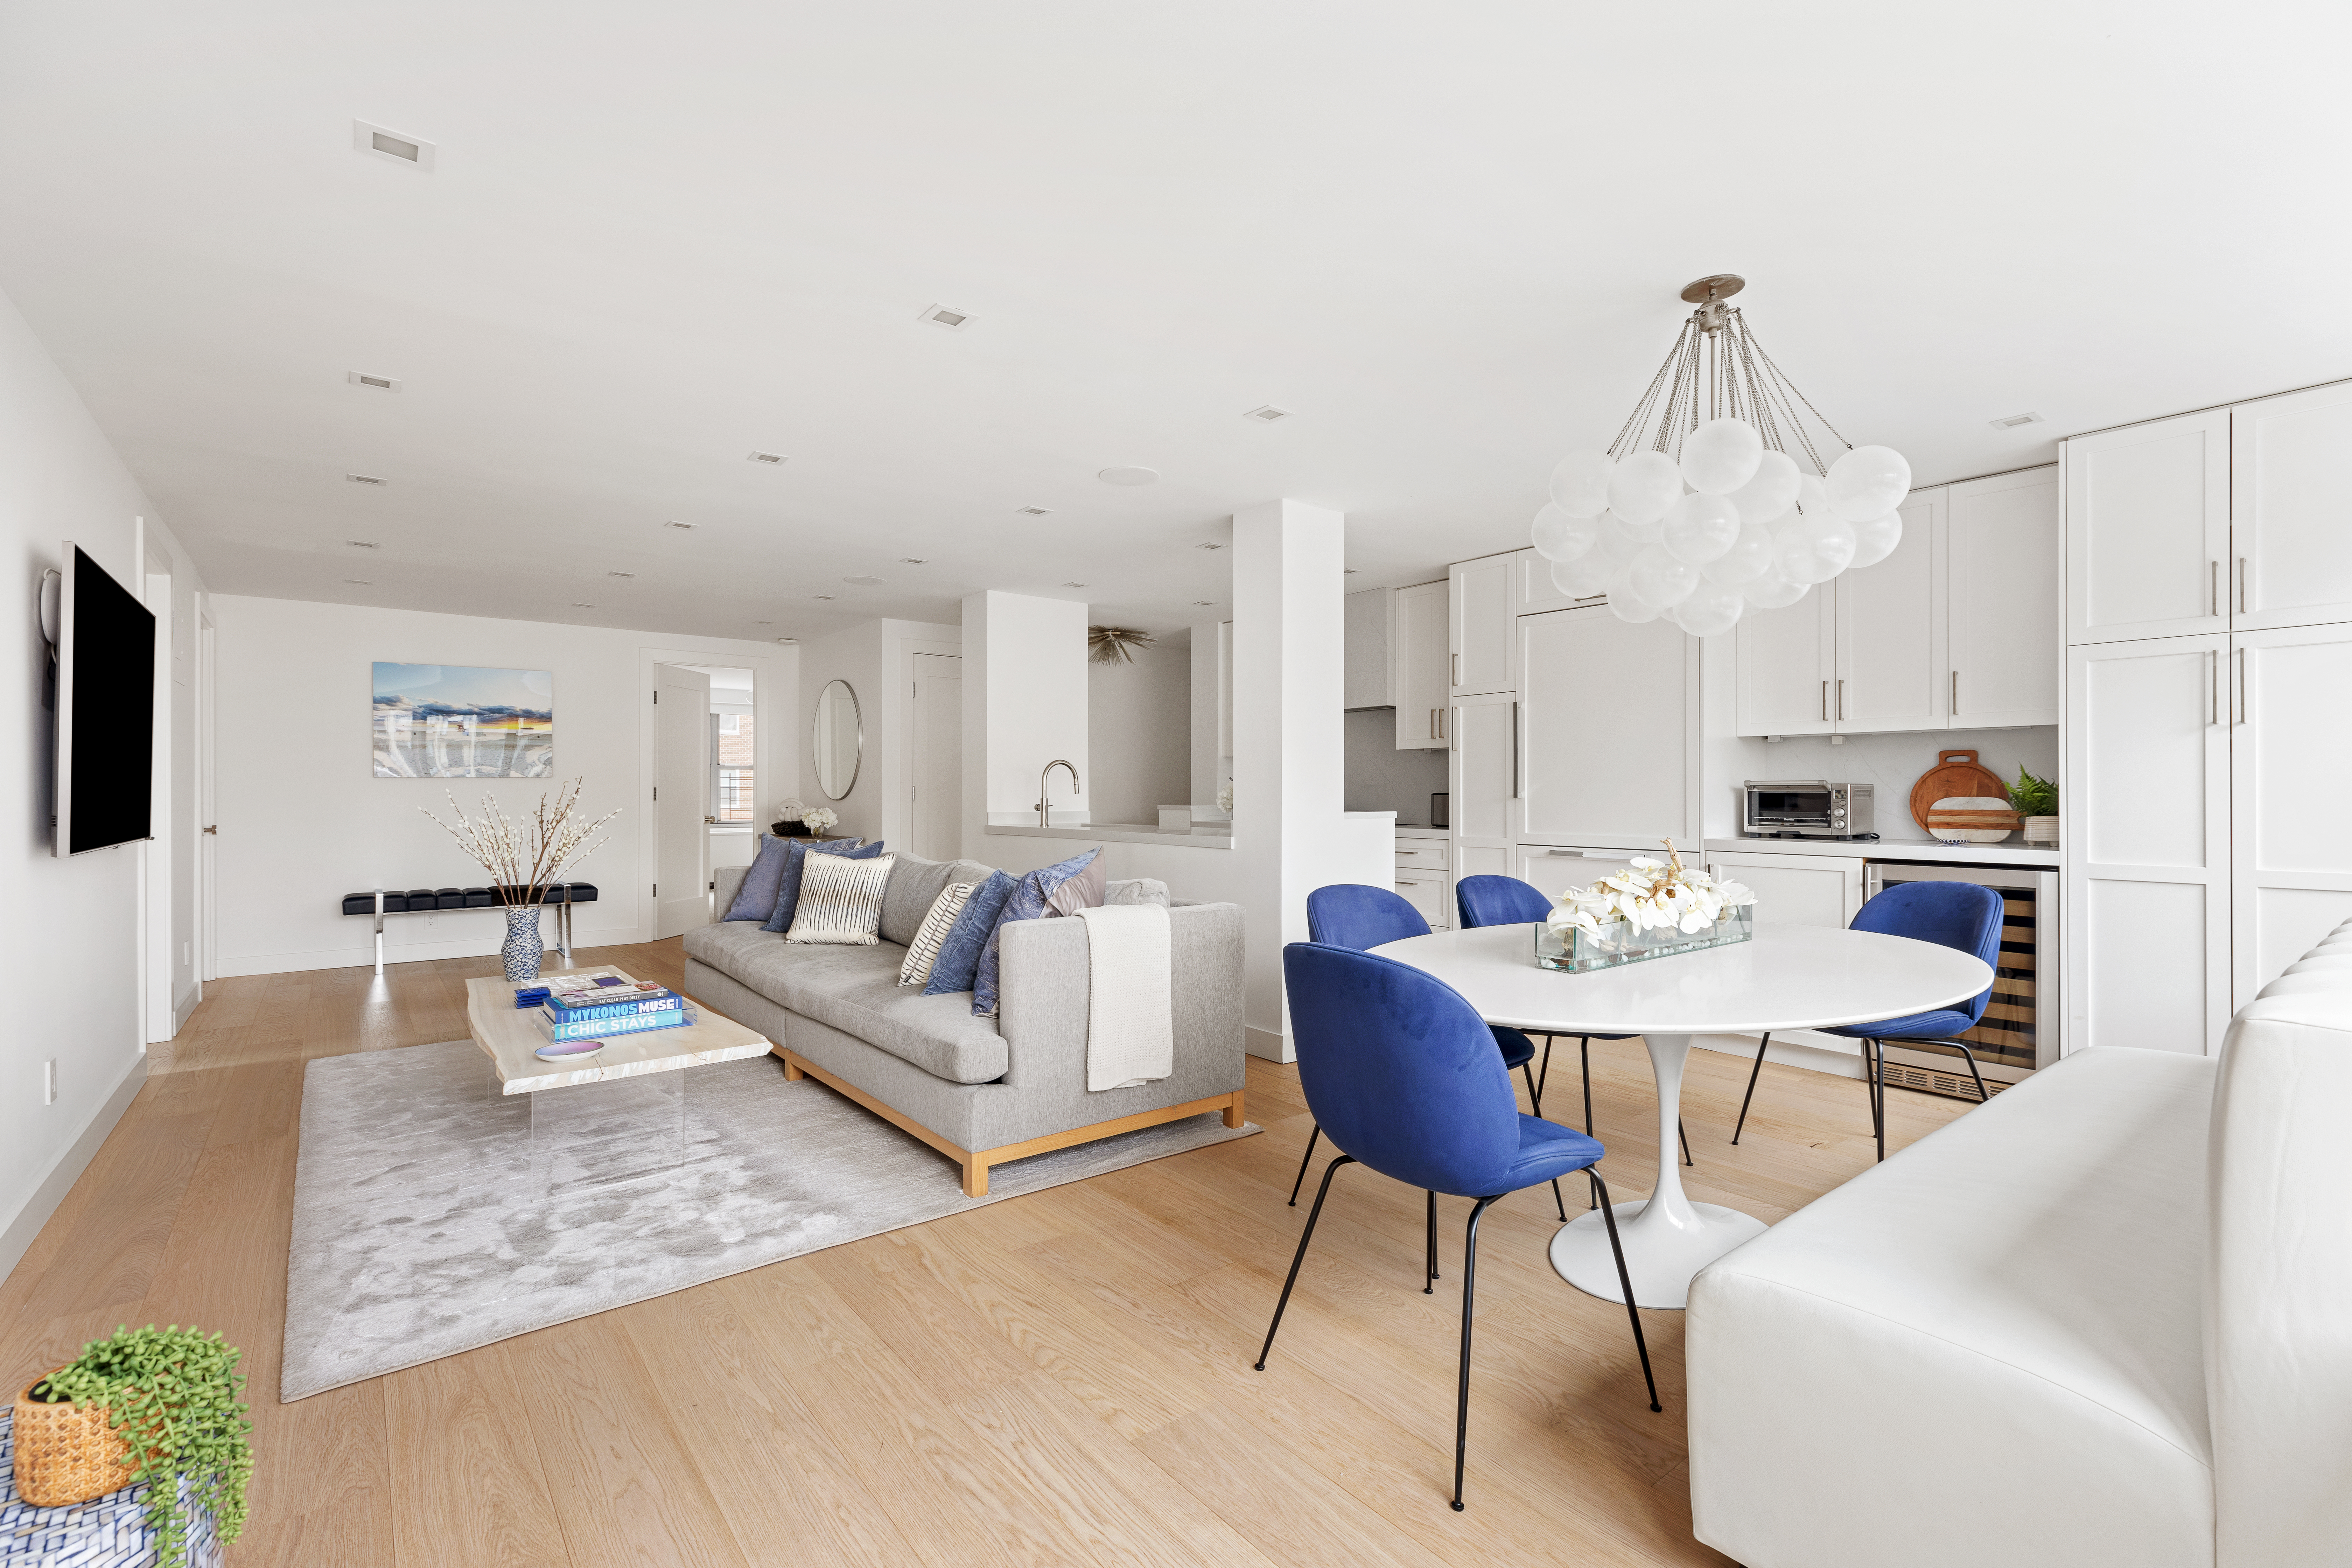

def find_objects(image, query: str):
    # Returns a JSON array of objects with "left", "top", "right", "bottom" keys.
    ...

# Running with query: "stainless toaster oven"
[{"left": 1741, "top": 779, "right": 1874, "bottom": 839}]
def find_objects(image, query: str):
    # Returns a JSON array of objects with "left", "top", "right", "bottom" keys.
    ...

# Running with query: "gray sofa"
[{"left": 685, "top": 852, "right": 1246, "bottom": 1195}]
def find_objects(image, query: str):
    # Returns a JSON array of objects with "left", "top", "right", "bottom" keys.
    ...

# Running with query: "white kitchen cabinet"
[
  {"left": 2064, "top": 634, "right": 2232, "bottom": 1056},
  {"left": 1511, "top": 844, "right": 1647, "bottom": 904},
  {"left": 1391, "top": 579, "right": 1448, "bottom": 749},
  {"left": 1735, "top": 578, "right": 1835, "bottom": 737},
  {"left": 1948, "top": 466, "right": 2061, "bottom": 726},
  {"left": 1450, "top": 554, "right": 1516, "bottom": 695},
  {"left": 1833, "top": 488, "right": 1945, "bottom": 733},
  {"left": 2230, "top": 381, "right": 2352, "bottom": 633},
  {"left": 1705, "top": 851, "right": 1865, "bottom": 929},
  {"left": 2229, "top": 623, "right": 2352, "bottom": 1004},
  {"left": 1517, "top": 546, "right": 1606, "bottom": 617},
  {"left": 1449, "top": 690, "right": 1516, "bottom": 882},
  {"left": 1394, "top": 830, "right": 1452, "bottom": 930},
  {"left": 1516, "top": 607, "right": 1701, "bottom": 851},
  {"left": 2063, "top": 409, "right": 2230, "bottom": 645},
  {"left": 1343, "top": 586, "right": 1392, "bottom": 709}
]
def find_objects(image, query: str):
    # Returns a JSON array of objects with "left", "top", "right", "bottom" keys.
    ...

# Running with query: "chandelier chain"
[
  {"left": 1605, "top": 319, "right": 1687, "bottom": 460},
  {"left": 1735, "top": 310, "right": 1854, "bottom": 455}
]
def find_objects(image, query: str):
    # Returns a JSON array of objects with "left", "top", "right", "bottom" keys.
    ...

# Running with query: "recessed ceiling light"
[
  {"left": 346, "top": 371, "right": 400, "bottom": 392},
  {"left": 1345, "top": 568, "right": 1359, "bottom": 574},
  {"left": 662, "top": 520, "right": 693, "bottom": 531},
  {"left": 1015, "top": 505, "right": 1052, "bottom": 517},
  {"left": 346, "top": 540, "right": 380, "bottom": 549},
  {"left": 747, "top": 450, "right": 788, "bottom": 464},
  {"left": 572, "top": 602, "right": 596, "bottom": 608},
  {"left": 844, "top": 576, "right": 883, "bottom": 587},
  {"left": 1192, "top": 600, "right": 1215, "bottom": 606},
  {"left": 344, "top": 472, "right": 388, "bottom": 486},
  {"left": 775, "top": 637, "right": 798, "bottom": 644},
  {"left": 898, "top": 557, "right": 927, "bottom": 565},
  {"left": 1194, "top": 542, "right": 1222, "bottom": 551},
  {"left": 1062, "top": 581, "right": 1087, "bottom": 588},
  {"left": 916, "top": 303, "right": 971, "bottom": 329},
  {"left": 343, "top": 579, "right": 372, "bottom": 585},
  {"left": 1989, "top": 411, "right": 2047, "bottom": 430},
  {"left": 754, "top": 619, "right": 775, "bottom": 624},
  {"left": 1097, "top": 465, "right": 1161, "bottom": 486},
  {"left": 813, "top": 594, "right": 835, "bottom": 600},
  {"left": 1243, "top": 405, "right": 1293, "bottom": 422},
  {"left": 607, "top": 571, "right": 635, "bottom": 578},
  {"left": 353, "top": 120, "right": 436, "bottom": 170}
]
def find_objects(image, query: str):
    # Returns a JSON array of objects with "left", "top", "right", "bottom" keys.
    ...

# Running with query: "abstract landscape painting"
[{"left": 373, "top": 663, "right": 554, "bottom": 778}]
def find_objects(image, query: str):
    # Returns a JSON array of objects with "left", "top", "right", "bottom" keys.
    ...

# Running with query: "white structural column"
[{"left": 1232, "top": 500, "right": 1391, "bottom": 1060}]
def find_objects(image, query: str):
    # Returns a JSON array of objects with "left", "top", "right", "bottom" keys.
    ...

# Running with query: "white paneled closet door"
[
  {"left": 2230, "top": 381, "right": 2352, "bottom": 632},
  {"left": 1735, "top": 583, "right": 1834, "bottom": 736},
  {"left": 1516, "top": 608, "right": 1698, "bottom": 851},
  {"left": 1391, "top": 581, "right": 1447, "bottom": 749},
  {"left": 2064, "top": 635, "right": 2231, "bottom": 1055},
  {"left": 2230, "top": 623, "right": 2352, "bottom": 1003},
  {"left": 1947, "top": 465, "right": 2061, "bottom": 726},
  {"left": 1833, "top": 486, "right": 1944, "bottom": 732},
  {"left": 2063, "top": 409, "right": 2230, "bottom": 645},
  {"left": 1449, "top": 691, "right": 1516, "bottom": 882},
  {"left": 1450, "top": 555, "right": 1517, "bottom": 695}
]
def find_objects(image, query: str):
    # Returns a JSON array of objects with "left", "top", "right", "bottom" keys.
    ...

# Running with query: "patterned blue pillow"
[
  {"left": 721, "top": 834, "right": 797, "bottom": 921},
  {"left": 922, "top": 870, "right": 1018, "bottom": 996},
  {"left": 972, "top": 848, "right": 1101, "bottom": 1017},
  {"left": 761, "top": 838, "right": 885, "bottom": 933}
]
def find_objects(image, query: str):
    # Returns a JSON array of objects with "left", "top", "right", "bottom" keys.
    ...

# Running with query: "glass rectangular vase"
[{"left": 1534, "top": 905, "right": 1754, "bottom": 973}]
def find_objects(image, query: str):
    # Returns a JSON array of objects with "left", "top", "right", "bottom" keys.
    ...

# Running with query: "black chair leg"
[
  {"left": 1730, "top": 1031, "right": 1772, "bottom": 1144},
  {"left": 1870, "top": 1040, "right": 1888, "bottom": 1163},
  {"left": 1588, "top": 1170, "right": 1661, "bottom": 1414},
  {"left": 1287, "top": 1122, "right": 1322, "bottom": 1207},
  {"left": 1425, "top": 1189, "right": 1437, "bottom": 1294},
  {"left": 1949, "top": 1041, "right": 1992, "bottom": 1105},
  {"left": 1257, "top": 1155, "right": 1354, "bottom": 1370},
  {"left": 1679, "top": 1117, "right": 1693, "bottom": 1168},
  {"left": 1581, "top": 1038, "right": 1597, "bottom": 1210},
  {"left": 1451, "top": 1195, "right": 1499, "bottom": 1512},
  {"left": 1534, "top": 1035, "right": 1555, "bottom": 1107},
  {"left": 1522, "top": 1061, "right": 1544, "bottom": 1118}
]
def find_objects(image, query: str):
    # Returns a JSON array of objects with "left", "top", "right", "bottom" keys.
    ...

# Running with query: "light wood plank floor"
[{"left": 0, "top": 939, "right": 1969, "bottom": 1567}]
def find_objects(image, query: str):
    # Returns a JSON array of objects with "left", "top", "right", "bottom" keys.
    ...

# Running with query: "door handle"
[
  {"left": 1951, "top": 670, "right": 1959, "bottom": 716},
  {"left": 2211, "top": 561, "right": 2220, "bottom": 618},
  {"left": 1545, "top": 848, "right": 1583, "bottom": 856},
  {"left": 1836, "top": 679, "right": 1846, "bottom": 721},
  {"left": 2208, "top": 648, "right": 2219, "bottom": 727},
  {"left": 1511, "top": 701, "right": 1521, "bottom": 799},
  {"left": 1452, "top": 653, "right": 1461, "bottom": 686},
  {"left": 1448, "top": 706, "right": 1458, "bottom": 751},
  {"left": 1820, "top": 680, "right": 1827, "bottom": 722},
  {"left": 2238, "top": 646, "right": 2249, "bottom": 724},
  {"left": 2239, "top": 557, "right": 2248, "bottom": 615},
  {"left": 202, "top": 825, "right": 218, "bottom": 835}
]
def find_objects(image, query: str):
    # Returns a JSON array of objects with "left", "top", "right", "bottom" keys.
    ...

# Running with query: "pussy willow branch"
[{"left": 420, "top": 778, "right": 620, "bottom": 904}]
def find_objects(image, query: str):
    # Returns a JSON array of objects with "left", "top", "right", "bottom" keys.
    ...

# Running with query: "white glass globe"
[
  {"left": 1603, "top": 564, "right": 1663, "bottom": 623},
  {"left": 1532, "top": 503, "right": 1601, "bottom": 561},
  {"left": 1826, "top": 444, "right": 1911, "bottom": 522},
  {"left": 1547, "top": 450, "right": 1615, "bottom": 519},
  {"left": 1727, "top": 450, "right": 1802, "bottom": 529},
  {"left": 1846, "top": 511, "right": 1904, "bottom": 569},
  {"left": 1606, "top": 449, "right": 1684, "bottom": 527},
  {"left": 1550, "top": 550, "right": 1610, "bottom": 599},
  {"left": 1596, "top": 511, "right": 1650, "bottom": 564},
  {"left": 1793, "top": 471, "right": 1834, "bottom": 522},
  {"left": 1662, "top": 491, "right": 1742, "bottom": 565},
  {"left": 1671, "top": 582, "right": 1745, "bottom": 637},
  {"left": 1775, "top": 510, "right": 1858, "bottom": 585},
  {"left": 1702, "top": 523, "right": 1777, "bottom": 587},
  {"left": 1680, "top": 417, "right": 1764, "bottom": 496},
  {"left": 1629, "top": 545, "right": 1701, "bottom": 607},
  {"left": 1742, "top": 565, "right": 1812, "bottom": 609}
]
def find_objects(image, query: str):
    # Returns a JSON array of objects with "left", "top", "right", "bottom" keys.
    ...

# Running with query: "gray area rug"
[{"left": 283, "top": 1040, "right": 1256, "bottom": 1401}]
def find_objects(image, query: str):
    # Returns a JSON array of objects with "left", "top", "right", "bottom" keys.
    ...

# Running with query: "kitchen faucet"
[{"left": 1037, "top": 759, "right": 1080, "bottom": 827}]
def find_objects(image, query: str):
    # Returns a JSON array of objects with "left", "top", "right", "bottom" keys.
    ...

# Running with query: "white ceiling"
[{"left": 5, "top": 3, "right": 2350, "bottom": 640}]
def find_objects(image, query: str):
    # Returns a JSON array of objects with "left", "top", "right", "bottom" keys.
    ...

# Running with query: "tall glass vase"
[{"left": 502, "top": 903, "right": 545, "bottom": 981}]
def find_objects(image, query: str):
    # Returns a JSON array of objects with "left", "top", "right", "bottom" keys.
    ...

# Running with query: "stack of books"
[{"left": 516, "top": 972, "right": 693, "bottom": 1051}]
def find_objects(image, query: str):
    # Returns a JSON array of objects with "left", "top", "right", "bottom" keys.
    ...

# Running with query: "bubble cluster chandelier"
[{"left": 1534, "top": 274, "right": 1911, "bottom": 635}]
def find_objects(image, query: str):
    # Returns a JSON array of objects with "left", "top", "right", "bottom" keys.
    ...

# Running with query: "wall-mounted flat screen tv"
[{"left": 50, "top": 543, "right": 155, "bottom": 856}]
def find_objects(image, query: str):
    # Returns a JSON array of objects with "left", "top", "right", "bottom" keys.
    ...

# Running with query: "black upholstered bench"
[{"left": 338, "top": 883, "right": 600, "bottom": 974}]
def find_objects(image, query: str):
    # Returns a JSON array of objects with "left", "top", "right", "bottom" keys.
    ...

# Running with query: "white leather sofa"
[{"left": 1685, "top": 919, "right": 2352, "bottom": 1568}]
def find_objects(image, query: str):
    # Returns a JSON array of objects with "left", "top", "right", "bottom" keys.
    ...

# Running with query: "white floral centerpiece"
[
  {"left": 802, "top": 805, "right": 838, "bottom": 834},
  {"left": 1538, "top": 840, "right": 1757, "bottom": 973}
]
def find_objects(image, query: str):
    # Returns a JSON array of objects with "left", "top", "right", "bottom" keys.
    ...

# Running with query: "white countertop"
[
  {"left": 1705, "top": 836, "right": 2058, "bottom": 869},
  {"left": 1394, "top": 825, "right": 1448, "bottom": 840},
  {"left": 985, "top": 822, "right": 1232, "bottom": 850}
]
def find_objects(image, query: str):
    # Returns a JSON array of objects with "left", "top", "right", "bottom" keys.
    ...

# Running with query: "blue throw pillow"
[
  {"left": 721, "top": 834, "right": 797, "bottom": 921},
  {"left": 972, "top": 848, "right": 1101, "bottom": 1017},
  {"left": 922, "top": 870, "right": 1018, "bottom": 996},
  {"left": 761, "top": 839, "right": 884, "bottom": 933}
]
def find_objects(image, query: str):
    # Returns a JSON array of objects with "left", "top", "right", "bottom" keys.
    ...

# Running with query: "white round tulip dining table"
[{"left": 1367, "top": 922, "right": 1994, "bottom": 1309}]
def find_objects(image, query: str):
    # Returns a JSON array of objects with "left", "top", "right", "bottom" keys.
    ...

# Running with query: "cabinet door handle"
[
  {"left": 2238, "top": 646, "right": 2249, "bottom": 724},
  {"left": 1820, "top": 680, "right": 1828, "bottom": 721},
  {"left": 1428, "top": 708, "right": 1436, "bottom": 741},
  {"left": 1451, "top": 653, "right": 1461, "bottom": 687},
  {"left": 2211, "top": 560, "right": 2220, "bottom": 618},
  {"left": 2208, "top": 648, "right": 2219, "bottom": 727},
  {"left": 1951, "top": 670, "right": 1959, "bottom": 715},
  {"left": 1511, "top": 701, "right": 1520, "bottom": 798},
  {"left": 1546, "top": 848, "right": 1583, "bottom": 857},
  {"left": 1836, "top": 679, "right": 1846, "bottom": 721},
  {"left": 2239, "top": 557, "right": 2248, "bottom": 615}
]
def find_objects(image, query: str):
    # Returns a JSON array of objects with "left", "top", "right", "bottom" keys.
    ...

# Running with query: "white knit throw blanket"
[{"left": 1077, "top": 903, "right": 1173, "bottom": 1091}]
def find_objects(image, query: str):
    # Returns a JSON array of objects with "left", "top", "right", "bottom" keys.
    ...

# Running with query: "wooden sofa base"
[{"left": 776, "top": 1046, "right": 1244, "bottom": 1198}]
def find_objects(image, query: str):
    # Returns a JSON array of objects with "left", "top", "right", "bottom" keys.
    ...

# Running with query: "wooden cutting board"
[
  {"left": 1926, "top": 796, "right": 2022, "bottom": 840},
  {"left": 1909, "top": 750, "right": 2016, "bottom": 837}
]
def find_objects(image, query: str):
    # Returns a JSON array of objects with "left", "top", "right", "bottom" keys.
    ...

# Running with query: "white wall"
[
  {"left": 796, "top": 617, "right": 959, "bottom": 853},
  {"left": 1342, "top": 708, "right": 1448, "bottom": 826},
  {"left": 0, "top": 283, "right": 203, "bottom": 1280},
  {"left": 209, "top": 595, "right": 792, "bottom": 974},
  {"left": 962, "top": 591, "right": 1089, "bottom": 835},
  {"left": 1087, "top": 638, "right": 1191, "bottom": 826},
  {"left": 1189, "top": 620, "right": 1231, "bottom": 810}
]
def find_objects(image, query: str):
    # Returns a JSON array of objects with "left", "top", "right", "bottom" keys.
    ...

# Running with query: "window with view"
[{"left": 713, "top": 712, "right": 755, "bottom": 822}]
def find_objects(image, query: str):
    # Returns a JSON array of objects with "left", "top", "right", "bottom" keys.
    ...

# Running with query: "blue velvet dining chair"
[
  {"left": 1293, "top": 885, "right": 1553, "bottom": 1210},
  {"left": 1454, "top": 875, "right": 1693, "bottom": 1189},
  {"left": 1258, "top": 941, "right": 1659, "bottom": 1512},
  {"left": 1728, "top": 880, "right": 2005, "bottom": 1162}
]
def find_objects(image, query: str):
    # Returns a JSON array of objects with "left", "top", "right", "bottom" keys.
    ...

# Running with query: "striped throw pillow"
[
  {"left": 785, "top": 853, "right": 897, "bottom": 945},
  {"left": 897, "top": 882, "right": 976, "bottom": 986}
]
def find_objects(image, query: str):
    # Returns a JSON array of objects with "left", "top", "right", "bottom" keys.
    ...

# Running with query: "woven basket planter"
[{"left": 12, "top": 1372, "right": 139, "bottom": 1506}]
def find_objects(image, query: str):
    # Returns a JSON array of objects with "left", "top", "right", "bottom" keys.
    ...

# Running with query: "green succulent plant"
[
  {"left": 28, "top": 1324, "right": 253, "bottom": 1567},
  {"left": 2008, "top": 766, "right": 2058, "bottom": 818}
]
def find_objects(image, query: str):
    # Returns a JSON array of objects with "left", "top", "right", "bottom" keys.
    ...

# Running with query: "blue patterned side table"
[{"left": 0, "top": 1409, "right": 222, "bottom": 1568}]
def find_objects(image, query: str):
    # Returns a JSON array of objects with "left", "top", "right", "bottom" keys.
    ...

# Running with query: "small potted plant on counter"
[{"left": 2010, "top": 767, "right": 2058, "bottom": 847}]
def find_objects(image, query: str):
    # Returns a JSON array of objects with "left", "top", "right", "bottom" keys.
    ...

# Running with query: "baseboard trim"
[
  {"left": 1245, "top": 1025, "right": 1293, "bottom": 1064},
  {"left": 0, "top": 1049, "right": 148, "bottom": 1286},
  {"left": 216, "top": 923, "right": 645, "bottom": 978}
]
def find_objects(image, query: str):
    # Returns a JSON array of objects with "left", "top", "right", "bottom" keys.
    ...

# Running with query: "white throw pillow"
[
  {"left": 785, "top": 853, "right": 897, "bottom": 945},
  {"left": 898, "top": 882, "right": 976, "bottom": 986}
]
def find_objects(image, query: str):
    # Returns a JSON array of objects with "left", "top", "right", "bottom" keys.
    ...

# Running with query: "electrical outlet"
[{"left": 44, "top": 1059, "right": 58, "bottom": 1105}]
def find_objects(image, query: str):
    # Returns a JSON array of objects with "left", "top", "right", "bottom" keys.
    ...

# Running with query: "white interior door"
[
  {"left": 198, "top": 613, "right": 216, "bottom": 984},
  {"left": 910, "top": 652, "right": 963, "bottom": 860},
  {"left": 143, "top": 564, "right": 171, "bottom": 1043},
  {"left": 1834, "top": 486, "right": 1944, "bottom": 732},
  {"left": 2230, "top": 382, "right": 2352, "bottom": 632},
  {"left": 656, "top": 664, "right": 712, "bottom": 939},
  {"left": 2065, "top": 635, "right": 2231, "bottom": 1055},
  {"left": 2064, "top": 410, "right": 2230, "bottom": 645},
  {"left": 1947, "top": 465, "right": 2061, "bottom": 726},
  {"left": 1517, "top": 607, "right": 1697, "bottom": 850},
  {"left": 1735, "top": 583, "right": 1834, "bottom": 736},
  {"left": 2231, "top": 624, "right": 2352, "bottom": 1005}
]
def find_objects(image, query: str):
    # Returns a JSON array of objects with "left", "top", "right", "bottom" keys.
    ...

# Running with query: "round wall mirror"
[{"left": 812, "top": 680, "right": 862, "bottom": 801}]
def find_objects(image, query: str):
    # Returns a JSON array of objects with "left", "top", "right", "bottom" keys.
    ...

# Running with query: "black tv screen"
[{"left": 54, "top": 544, "right": 155, "bottom": 856}]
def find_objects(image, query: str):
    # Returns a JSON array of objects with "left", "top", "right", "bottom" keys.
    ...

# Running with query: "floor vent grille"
[{"left": 1880, "top": 1062, "right": 2009, "bottom": 1102}]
